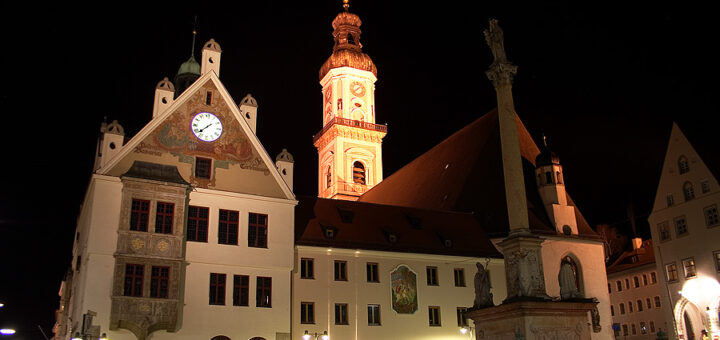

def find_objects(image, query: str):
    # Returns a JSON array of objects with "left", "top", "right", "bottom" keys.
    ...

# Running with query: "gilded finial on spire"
[
  {"left": 343, "top": 0, "right": 349, "bottom": 11},
  {"left": 542, "top": 134, "right": 548, "bottom": 147},
  {"left": 190, "top": 15, "right": 198, "bottom": 58}
]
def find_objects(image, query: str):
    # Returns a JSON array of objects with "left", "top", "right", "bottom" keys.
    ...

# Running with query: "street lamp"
[
  {"left": 460, "top": 326, "right": 474, "bottom": 338},
  {"left": 302, "top": 330, "right": 329, "bottom": 340}
]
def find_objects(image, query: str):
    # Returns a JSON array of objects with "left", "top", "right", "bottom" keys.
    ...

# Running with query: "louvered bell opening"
[{"left": 353, "top": 162, "right": 366, "bottom": 185}]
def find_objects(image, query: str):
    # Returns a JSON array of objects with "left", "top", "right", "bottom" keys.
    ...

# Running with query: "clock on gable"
[{"left": 191, "top": 112, "right": 223, "bottom": 142}]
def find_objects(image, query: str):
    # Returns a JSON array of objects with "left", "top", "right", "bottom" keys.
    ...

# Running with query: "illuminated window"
[
  {"left": 209, "top": 273, "right": 226, "bottom": 305},
  {"left": 675, "top": 216, "right": 688, "bottom": 237},
  {"left": 154, "top": 202, "right": 174, "bottom": 234},
  {"left": 150, "top": 266, "right": 169, "bottom": 299},
  {"left": 124, "top": 264, "right": 144, "bottom": 297},
  {"left": 665, "top": 263, "right": 679, "bottom": 282},
  {"left": 335, "top": 261, "right": 348, "bottom": 281},
  {"left": 705, "top": 205, "right": 719, "bottom": 227},
  {"left": 301, "top": 258, "right": 314, "bottom": 279},
  {"left": 427, "top": 266, "right": 439, "bottom": 286},
  {"left": 428, "top": 306, "right": 441, "bottom": 326},
  {"left": 682, "top": 258, "right": 696, "bottom": 278},
  {"left": 683, "top": 182, "right": 695, "bottom": 201},
  {"left": 678, "top": 156, "right": 689, "bottom": 174},
  {"left": 335, "top": 303, "right": 349, "bottom": 325},
  {"left": 130, "top": 199, "right": 150, "bottom": 232},
  {"left": 658, "top": 221, "right": 671, "bottom": 241},
  {"left": 301, "top": 302, "right": 314, "bottom": 324},
  {"left": 233, "top": 275, "right": 249, "bottom": 306},
  {"left": 353, "top": 161, "right": 366, "bottom": 185},
  {"left": 195, "top": 157, "right": 212, "bottom": 179},
  {"left": 187, "top": 206, "right": 209, "bottom": 242}
]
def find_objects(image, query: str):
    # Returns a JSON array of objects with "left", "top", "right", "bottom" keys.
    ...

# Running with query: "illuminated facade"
[{"left": 648, "top": 123, "right": 720, "bottom": 340}]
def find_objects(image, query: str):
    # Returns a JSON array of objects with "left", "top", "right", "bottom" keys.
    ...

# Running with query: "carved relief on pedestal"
[
  {"left": 505, "top": 247, "right": 547, "bottom": 299},
  {"left": 530, "top": 323, "right": 583, "bottom": 340}
]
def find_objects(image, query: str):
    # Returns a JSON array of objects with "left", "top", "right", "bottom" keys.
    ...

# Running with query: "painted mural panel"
[{"left": 391, "top": 265, "right": 418, "bottom": 314}]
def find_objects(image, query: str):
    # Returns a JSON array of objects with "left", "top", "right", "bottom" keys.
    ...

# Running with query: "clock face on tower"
[
  {"left": 350, "top": 81, "right": 366, "bottom": 97},
  {"left": 191, "top": 112, "right": 223, "bottom": 142}
]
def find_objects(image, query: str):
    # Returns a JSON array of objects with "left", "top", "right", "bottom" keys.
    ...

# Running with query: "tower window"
[
  {"left": 353, "top": 161, "right": 366, "bottom": 185},
  {"left": 347, "top": 34, "right": 355, "bottom": 45},
  {"left": 326, "top": 166, "right": 332, "bottom": 188},
  {"left": 206, "top": 91, "right": 213, "bottom": 106},
  {"left": 678, "top": 156, "right": 689, "bottom": 174},
  {"left": 545, "top": 171, "right": 554, "bottom": 184},
  {"left": 556, "top": 171, "right": 562, "bottom": 184}
]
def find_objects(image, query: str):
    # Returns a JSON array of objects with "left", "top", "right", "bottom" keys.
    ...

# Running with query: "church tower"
[{"left": 314, "top": 1, "right": 386, "bottom": 200}]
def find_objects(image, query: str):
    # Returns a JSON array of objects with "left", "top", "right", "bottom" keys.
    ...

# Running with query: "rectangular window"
[
  {"left": 233, "top": 275, "right": 249, "bottom": 306},
  {"left": 248, "top": 213, "right": 268, "bottom": 248},
  {"left": 335, "top": 303, "right": 349, "bottom": 325},
  {"left": 651, "top": 272, "right": 657, "bottom": 284},
  {"left": 701, "top": 180, "right": 711, "bottom": 193},
  {"left": 301, "top": 258, "right": 314, "bottom": 279},
  {"left": 130, "top": 199, "right": 150, "bottom": 232},
  {"left": 633, "top": 276, "right": 640, "bottom": 288},
  {"left": 218, "top": 209, "right": 239, "bottom": 245},
  {"left": 256, "top": 276, "right": 272, "bottom": 307},
  {"left": 150, "top": 266, "right": 169, "bottom": 298},
  {"left": 616, "top": 280, "right": 623, "bottom": 292},
  {"left": 667, "top": 194, "right": 674, "bottom": 207},
  {"left": 714, "top": 251, "right": 720, "bottom": 272},
  {"left": 457, "top": 307, "right": 468, "bottom": 327},
  {"left": 367, "top": 262, "right": 379, "bottom": 282},
  {"left": 124, "top": 264, "right": 144, "bottom": 297},
  {"left": 187, "top": 206, "right": 209, "bottom": 242},
  {"left": 428, "top": 306, "right": 441, "bottom": 326},
  {"left": 683, "top": 258, "right": 697, "bottom": 278},
  {"left": 628, "top": 300, "right": 633, "bottom": 313},
  {"left": 367, "top": 304, "right": 381, "bottom": 325},
  {"left": 454, "top": 268, "right": 466, "bottom": 287},
  {"left": 154, "top": 202, "right": 174, "bottom": 234},
  {"left": 334, "top": 260, "right": 348, "bottom": 281},
  {"left": 195, "top": 157, "right": 212, "bottom": 179},
  {"left": 658, "top": 221, "right": 671, "bottom": 241},
  {"left": 209, "top": 273, "right": 226, "bottom": 305},
  {"left": 666, "top": 263, "right": 679, "bottom": 282},
  {"left": 622, "top": 324, "right": 628, "bottom": 336},
  {"left": 646, "top": 298, "right": 652, "bottom": 309},
  {"left": 637, "top": 299, "right": 643, "bottom": 312},
  {"left": 641, "top": 322, "right": 647, "bottom": 334},
  {"left": 301, "top": 302, "right": 315, "bottom": 324},
  {"left": 643, "top": 274, "right": 648, "bottom": 286},
  {"left": 675, "top": 216, "right": 688, "bottom": 236},
  {"left": 655, "top": 296, "right": 661, "bottom": 307},
  {"left": 705, "top": 205, "right": 719, "bottom": 227},
  {"left": 619, "top": 303, "right": 625, "bottom": 315},
  {"left": 650, "top": 321, "right": 656, "bottom": 333},
  {"left": 205, "top": 91, "right": 213, "bottom": 106},
  {"left": 632, "top": 323, "right": 637, "bottom": 335},
  {"left": 608, "top": 283, "right": 611, "bottom": 294},
  {"left": 427, "top": 266, "right": 438, "bottom": 286},
  {"left": 610, "top": 305, "right": 614, "bottom": 316},
  {"left": 625, "top": 278, "right": 630, "bottom": 290}
]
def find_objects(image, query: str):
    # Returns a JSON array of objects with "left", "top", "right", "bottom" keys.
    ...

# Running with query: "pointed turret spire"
[{"left": 174, "top": 16, "right": 201, "bottom": 98}]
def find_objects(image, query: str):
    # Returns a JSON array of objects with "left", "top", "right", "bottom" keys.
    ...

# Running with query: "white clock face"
[{"left": 191, "top": 112, "right": 223, "bottom": 142}]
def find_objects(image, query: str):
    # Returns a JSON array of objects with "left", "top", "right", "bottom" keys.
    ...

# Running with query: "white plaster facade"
[
  {"left": 293, "top": 246, "right": 506, "bottom": 340},
  {"left": 648, "top": 123, "right": 720, "bottom": 340},
  {"left": 608, "top": 263, "right": 667, "bottom": 338}
]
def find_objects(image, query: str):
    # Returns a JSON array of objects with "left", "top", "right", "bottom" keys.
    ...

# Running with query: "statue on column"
[
  {"left": 484, "top": 19, "right": 507, "bottom": 64},
  {"left": 558, "top": 258, "right": 580, "bottom": 299},
  {"left": 474, "top": 262, "right": 494, "bottom": 308}
]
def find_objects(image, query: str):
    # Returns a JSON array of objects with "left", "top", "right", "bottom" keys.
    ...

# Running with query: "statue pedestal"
[{"left": 466, "top": 299, "right": 598, "bottom": 340}]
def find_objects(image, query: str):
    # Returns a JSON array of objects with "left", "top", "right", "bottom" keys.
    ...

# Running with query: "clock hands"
[{"left": 198, "top": 123, "right": 213, "bottom": 133}]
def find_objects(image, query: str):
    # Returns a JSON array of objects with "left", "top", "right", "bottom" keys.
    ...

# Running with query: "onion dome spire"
[
  {"left": 174, "top": 16, "right": 201, "bottom": 98},
  {"left": 319, "top": 1, "right": 377, "bottom": 80}
]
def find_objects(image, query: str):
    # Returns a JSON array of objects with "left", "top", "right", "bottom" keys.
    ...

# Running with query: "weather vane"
[{"left": 343, "top": 0, "right": 350, "bottom": 11}]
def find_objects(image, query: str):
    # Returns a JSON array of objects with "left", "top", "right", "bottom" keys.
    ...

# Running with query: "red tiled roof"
[
  {"left": 358, "top": 108, "right": 598, "bottom": 239},
  {"left": 606, "top": 239, "right": 656, "bottom": 274},
  {"left": 295, "top": 196, "right": 502, "bottom": 258}
]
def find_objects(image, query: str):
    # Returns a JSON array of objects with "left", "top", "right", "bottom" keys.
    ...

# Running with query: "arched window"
[
  {"left": 353, "top": 161, "right": 366, "bottom": 185},
  {"left": 326, "top": 165, "right": 332, "bottom": 188},
  {"left": 556, "top": 171, "right": 563, "bottom": 184},
  {"left": 347, "top": 34, "right": 355, "bottom": 45},
  {"left": 211, "top": 336, "right": 231, "bottom": 340},
  {"left": 683, "top": 181, "right": 695, "bottom": 201},
  {"left": 678, "top": 156, "right": 690, "bottom": 174}
]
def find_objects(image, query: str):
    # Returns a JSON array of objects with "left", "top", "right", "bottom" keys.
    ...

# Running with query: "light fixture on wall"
[{"left": 302, "top": 330, "right": 329, "bottom": 340}]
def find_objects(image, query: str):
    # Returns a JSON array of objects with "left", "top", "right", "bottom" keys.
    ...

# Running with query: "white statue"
[{"left": 558, "top": 259, "right": 580, "bottom": 299}]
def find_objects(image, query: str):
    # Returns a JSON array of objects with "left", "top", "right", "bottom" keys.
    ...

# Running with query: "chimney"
[{"left": 632, "top": 237, "right": 642, "bottom": 250}]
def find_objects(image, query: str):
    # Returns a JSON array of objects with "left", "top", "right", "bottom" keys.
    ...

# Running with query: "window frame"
[
  {"left": 301, "top": 301, "right": 315, "bottom": 324},
  {"left": 658, "top": 221, "right": 671, "bottom": 242},
  {"left": 218, "top": 209, "right": 239, "bottom": 245},
  {"left": 705, "top": 205, "right": 719, "bottom": 227},
  {"left": 714, "top": 250, "right": 720, "bottom": 272},
  {"left": 683, "top": 181, "right": 695, "bottom": 201},
  {"left": 454, "top": 268, "right": 466, "bottom": 287},
  {"left": 367, "top": 304, "right": 381, "bottom": 326},
  {"left": 619, "top": 303, "right": 625, "bottom": 315},
  {"left": 665, "top": 263, "right": 679, "bottom": 282},
  {"left": 334, "top": 260, "right": 348, "bottom": 281},
  {"left": 154, "top": 201, "right": 174, "bottom": 234},
  {"left": 366, "top": 262, "right": 379, "bottom": 283},
  {"left": 682, "top": 257, "right": 697, "bottom": 278},
  {"left": 426, "top": 266, "right": 439, "bottom": 286},
  {"left": 335, "top": 303, "right": 349, "bottom": 325},
  {"left": 300, "top": 258, "right": 314, "bottom": 279},
  {"left": 130, "top": 199, "right": 150, "bottom": 232},
  {"left": 456, "top": 307, "right": 468, "bottom": 327},
  {"left": 428, "top": 306, "right": 441, "bottom": 327},
  {"left": 209, "top": 273, "right": 226, "bottom": 305},
  {"left": 248, "top": 212, "right": 268, "bottom": 248},
  {"left": 256, "top": 276, "right": 272, "bottom": 308},
  {"left": 124, "top": 263, "right": 144, "bottom": 297},
  {"left": 187, "top": 205, "right": 209, "bottom": 242},
  {"left": 674, "top": 216, "right": 688, "bottom": 237},
  {"left": 149, "top": 266, "right": 170, "bottom": 299},
  {"left": 233, "top": 274, "right": 249, "bottom": 306},
  {"left": 195, "top": 157, "right": 212, "bottom": 179}
]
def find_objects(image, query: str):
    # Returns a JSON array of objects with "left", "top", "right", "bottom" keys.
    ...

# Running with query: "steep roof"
[
  {"left": 606, "top": 239, "right": 656, "bottom": 275},
  {"left": 358, "top": 108, "right": 598, "bottom": 239},
  {"left": 295, "top": 196, "right": 502, "bottom": 258}
]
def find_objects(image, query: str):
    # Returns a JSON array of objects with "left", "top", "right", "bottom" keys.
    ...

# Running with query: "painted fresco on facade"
[{"left": 391, "top": 265, "right": 418, "bottom": 314}]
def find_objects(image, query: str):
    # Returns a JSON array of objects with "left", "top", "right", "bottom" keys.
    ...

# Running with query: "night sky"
[{"left": 1, "top": 2, "right": 718, "bottom": 339}]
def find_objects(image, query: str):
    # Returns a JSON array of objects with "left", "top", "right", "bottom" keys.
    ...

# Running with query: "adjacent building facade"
[{"left": 648, "top": 123, "right": 720, "bottom": 340}]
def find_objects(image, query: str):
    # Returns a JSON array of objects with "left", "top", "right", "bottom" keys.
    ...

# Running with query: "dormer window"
[
  {"left": 322, "top": 225, "right": 338, "bottom": 239},
  {"left": 678, "top": 156, "right": 689, "bottom": 174}
]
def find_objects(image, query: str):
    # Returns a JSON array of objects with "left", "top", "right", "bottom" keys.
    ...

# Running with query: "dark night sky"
[{"left": 1, "top": 2, "right": 718, "bottom": 339}]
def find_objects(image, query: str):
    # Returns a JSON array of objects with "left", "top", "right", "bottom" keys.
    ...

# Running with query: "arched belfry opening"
[{"left": 353, "top": 161, "right": 366, "bottom": 185}]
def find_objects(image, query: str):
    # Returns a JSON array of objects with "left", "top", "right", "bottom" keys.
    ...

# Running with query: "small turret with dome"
[
  {"left": 534, "top": 135, "right": 578, "bottom": 235},
  {"left": 174, "top": 25, "right": 201, "bottom": 98}
]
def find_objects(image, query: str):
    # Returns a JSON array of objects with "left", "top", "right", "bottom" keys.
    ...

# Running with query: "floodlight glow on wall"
[{"left": 0, "top": 329, "right": 16, "bottom": 335}]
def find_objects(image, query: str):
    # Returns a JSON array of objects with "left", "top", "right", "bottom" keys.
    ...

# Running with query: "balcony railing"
[
  {"left": 314, "top": 117, "right": 387, "bottom": 142},
  {"left": 321, "top": 180, "right": 369, "bottom": 198}
]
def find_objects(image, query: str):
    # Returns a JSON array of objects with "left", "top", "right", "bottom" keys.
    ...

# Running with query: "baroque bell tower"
[{"left": 314, "top": 0, "right": 387, "bottom": 200}]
